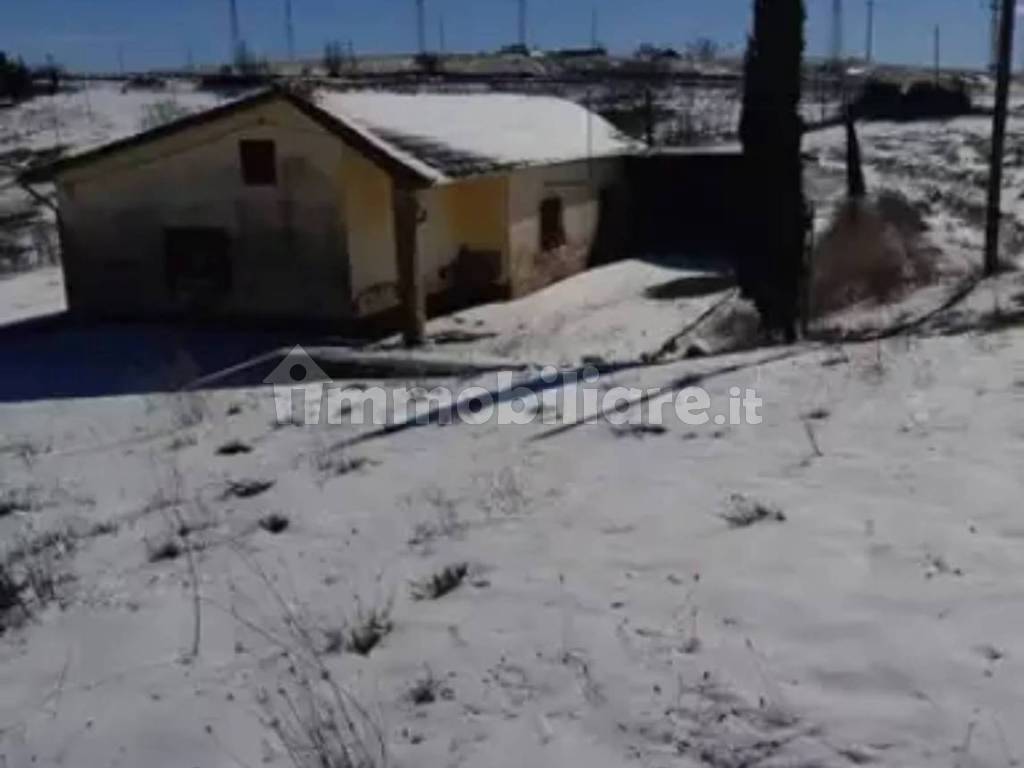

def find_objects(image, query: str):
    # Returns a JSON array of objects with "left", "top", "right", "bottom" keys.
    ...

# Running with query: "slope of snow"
[
  {"left": 0, "top": 266, "right": 64, "bottom": 325},
  {"left": 0, "top": 80, "right": 224, "bottom": 157},
  {"left": 378, "top": 259, "right": 734, "bottom": 367},
  {"left": 804, "top": 115, "right": 1024, "bottom": 272},
  {"left": 3, "top": 264, "right": 1024, "bottom": 767}
]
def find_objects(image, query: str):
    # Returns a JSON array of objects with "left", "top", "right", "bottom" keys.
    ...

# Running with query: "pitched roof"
[
  {"left": 311, "top": 90, "right": 638, "bottom": 182},
  {"left": 21, "top": 87, "right": 637, "bottom": 186}
]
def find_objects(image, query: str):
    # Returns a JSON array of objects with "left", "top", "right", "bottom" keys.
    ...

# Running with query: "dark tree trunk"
[
  {"left": 845, "top": 110, "right": 866, "bottom": 199},
  {"left": 738, "top": 0, "right": 807, "bottom": 341}
]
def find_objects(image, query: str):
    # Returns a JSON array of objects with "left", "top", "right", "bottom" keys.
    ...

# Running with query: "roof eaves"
[
  {"left": 18, "top": 86, "right": 443, "bottom": 189},
  {"left": 18, "top": 87, "right": 282, "bottom": 184},
  {"left": 280, "top": 91, "right": 441, "bottom": 187}
]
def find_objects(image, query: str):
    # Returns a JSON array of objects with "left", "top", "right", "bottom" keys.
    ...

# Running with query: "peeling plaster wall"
[
  {"left": 506, "top": 156, "right": 624, "bottom": 297},
  {"left": 57, "top": 100, "right": 351, "bottom": 322},
  {"left": 417, "top": 174, "right": 509, "bottom": 308}
]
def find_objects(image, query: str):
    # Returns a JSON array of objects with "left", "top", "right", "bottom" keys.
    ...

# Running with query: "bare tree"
[{"left": 685, "top": 37, "right": 720, "bottom": 63}]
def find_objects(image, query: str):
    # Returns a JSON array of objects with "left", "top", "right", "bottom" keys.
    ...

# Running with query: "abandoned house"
[{"left": 22, "top": 87, "right": 645, "bottom": 336}]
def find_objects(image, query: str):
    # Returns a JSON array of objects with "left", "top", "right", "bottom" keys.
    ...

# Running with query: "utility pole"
[
  {"left": 416, "top": 0, "right": 426, "bottom": 54},
  {"left": 439, "top": 14, "right": 446, "bottom": 54},
  {"left": 285, "top": 0, "right": 295, "bottom": 61},
  {"left": 985, "top": 0, "right": 1016, "bottom": 274},
  {"left": 865, "top": 0, "right": 874, "bottom": 63},
  {"left": 590, "top": 7, "right": 599, "bottom": 49},
  {"left": 830, "top": 0, "right": 843, "bottom": 67},
  {"left": 933, "top": 25, "right": 940, "bottom": 83},
  {"left": 229, "top": 0, "right": 241, "bottom": 60},
  {"left": 518, "top": 0, "right": 528, "bottom": 48},
  {"left": 990, "top": 0, "right": 1000, "bottom": 74}
]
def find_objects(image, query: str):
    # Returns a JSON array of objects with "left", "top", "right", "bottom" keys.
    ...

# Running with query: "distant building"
[
  {"left": 23, "top": 87, "right": 636, "bottom": 335},
  {"left": 548, "top": 47, "right": 609, "bottom": 60},
  {"left": 634, "top": 45, "right": 681, "bottom": 62},
  {"left": 497, "top": 44, "right": 532, "bottom": 57}
]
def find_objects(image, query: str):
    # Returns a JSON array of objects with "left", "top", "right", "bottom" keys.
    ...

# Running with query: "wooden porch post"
[{"left": 393, "top": 183, "right": 426, "bottom": 346}]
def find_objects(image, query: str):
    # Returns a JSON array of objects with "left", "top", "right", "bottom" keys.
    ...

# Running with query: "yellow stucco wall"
[
  {"left": 417, "top": 175, "right": 509, "bottom": 299},
  {"left": 506, "top": 156, "right": 624, "bottom": 297},
  {"left": 341, "top": 145, "right": 399, "bottom": 317},
  {"left": 57, "top": 98, "right": 354, "bottom": 321}
]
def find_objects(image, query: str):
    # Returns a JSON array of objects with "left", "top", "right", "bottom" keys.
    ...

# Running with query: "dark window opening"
[
  {"left": 540, "top": 196, "right": 566, "bottom": 251},
  {"left": 239, "top": 139, "right": 277, "bottom": 186},
  {"left": 165, "top": 227, "right": 232, "bottom": 306}
]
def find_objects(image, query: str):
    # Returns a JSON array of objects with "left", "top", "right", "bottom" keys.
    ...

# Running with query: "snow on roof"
[
  {"left": 312, "top": 90, "right": 638, "bottom": 182},
  {"left": 23, "top": 87, "right": 639, "bottom": 186}
]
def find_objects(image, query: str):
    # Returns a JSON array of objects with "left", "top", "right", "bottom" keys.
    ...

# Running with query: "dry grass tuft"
[
  {"left": 0, "top": 488, "right": 36, "bottom": 518},
  {"left": 1, "top": 528, "right": 77, "bottom": 632},
  {"left": 260, "top": 667, "right": 387, "bottom": 768},
  {"left": 216, "top": 440, "right": 253, "bottom": 456},
  {"left": 721, "top": 494, "right": 787, "bottom": 529},
  {"left": 146, "top": 537, "right": 184, "bottom": 563},
  {"left": 222, "top": 479, "right": 276, "bottom": 500},
  {"left": 344, "top": 603, "right": 394, "bottom": 656},
  {"left": 259, "top": 513, "right": 291, "bottom": 535},
  {"left": 411, "top": 563, "right": 469, "bottom": 601},
  {"left": 811, "top": 191, "right": 940, "bottom": 317},
  {"left": 408, "top": 668, "right": 455, "bottom": 706},
  {"left": 228, "top": 553, "right": 389, "bottom": 768},
  {"left": 0, "top": 564, "right": 26, "bottom": 630}
]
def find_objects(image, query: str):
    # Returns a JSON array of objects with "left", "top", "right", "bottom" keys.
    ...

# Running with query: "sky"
[{"left": 0, "top": 0, "right": 1014, "bottom": 73}]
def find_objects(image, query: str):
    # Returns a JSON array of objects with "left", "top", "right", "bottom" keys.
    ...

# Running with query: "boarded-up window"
[
  {"left": 540, "top": 197, "right": 565, "bottom": 251},
  {"left": 165, "top": 227, "right": 232, "bottom": 304},
  {"left": 239, "top": 139, "right": 277, "bottom": 186}
]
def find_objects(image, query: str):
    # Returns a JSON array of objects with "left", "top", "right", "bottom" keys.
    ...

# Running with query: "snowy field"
[
  {"left": 0, "top": 79, "right": 223, "bottom": 156},
  {"left": 3, "top": 261, "right": 1024, "bottom": 768},
  {"left": 805, "top": 113, "right": 1024, "bottom": 271},
  {"left": 4, "top": 83, "right": 1024, "bottom": 768}
]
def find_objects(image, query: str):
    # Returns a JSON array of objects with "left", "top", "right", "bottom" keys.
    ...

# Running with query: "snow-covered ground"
[
  {"left": 0, "top": 266, "right": 64, "bottom": 326},
  {"left": 3, "top": 246, "right": 1024, "bottom": 768},
  {"left": 5, "top": 82, "right": 1024, "bottom": 768},
  {"left": 377, "top": 259, "right": 734, "bottom": 367},
  {"left": 805, "top": 114, "right": 1024, "bottom": 272},
  {"left": 0, "top": 79, "right": 222, "bottom": 157}
]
